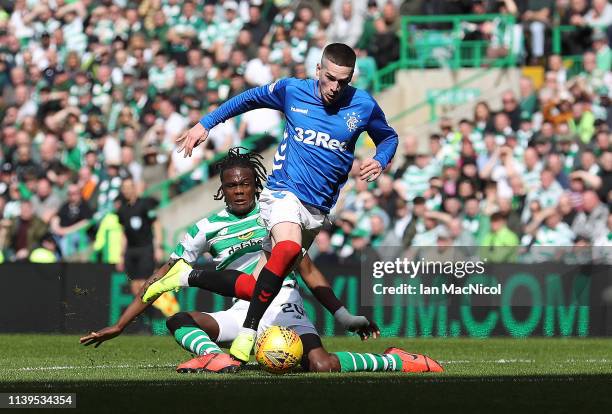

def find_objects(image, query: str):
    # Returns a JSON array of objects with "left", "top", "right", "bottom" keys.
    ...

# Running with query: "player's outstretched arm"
[
  {"left": 298, "top": 254, "right": 380, "bottom": 340},
  {"left": 178, "top": 80, "right": 288, "bottom": 157},
  {"left": 79, "top": 259, "right": 176, "bottom": 347}
]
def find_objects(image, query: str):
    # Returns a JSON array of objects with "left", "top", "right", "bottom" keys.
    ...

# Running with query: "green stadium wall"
[{"left": 0, "top": 263, "right": 610, "bottom": 337}]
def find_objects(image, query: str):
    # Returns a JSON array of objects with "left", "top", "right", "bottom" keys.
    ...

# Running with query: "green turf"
[{"left": 1, "top": 335, "right": 611, "bottom": 413}]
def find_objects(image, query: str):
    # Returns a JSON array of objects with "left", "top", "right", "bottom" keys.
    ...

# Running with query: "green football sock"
[
  {"left": 174, "top": 326, "right": 222, "bottom": 355},
  {"left": 334, "top": 352, "right": 402, "bottom": 372}
]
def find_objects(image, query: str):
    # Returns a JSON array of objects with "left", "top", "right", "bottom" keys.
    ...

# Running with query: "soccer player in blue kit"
[{"left": 144, "top": 43, "right": 399, "bottom": 362}]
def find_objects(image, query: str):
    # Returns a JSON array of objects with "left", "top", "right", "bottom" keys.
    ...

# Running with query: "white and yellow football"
[{"left": 255, "top": 326, "right": 303, "bottom": 374}]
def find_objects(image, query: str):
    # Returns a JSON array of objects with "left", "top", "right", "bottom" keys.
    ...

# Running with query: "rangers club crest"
[{"left": 344, "top": 112, "right": 361, "bottom": 132}]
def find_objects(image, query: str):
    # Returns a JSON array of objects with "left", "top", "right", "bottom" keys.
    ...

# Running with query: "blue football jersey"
[{"left": 200, "top": 78, "right": 398, "bottom": 213}]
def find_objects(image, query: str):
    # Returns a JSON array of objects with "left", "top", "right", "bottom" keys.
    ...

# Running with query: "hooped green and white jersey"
[{"left": 170, "top": 204, "right": 297, "bottom": 285}]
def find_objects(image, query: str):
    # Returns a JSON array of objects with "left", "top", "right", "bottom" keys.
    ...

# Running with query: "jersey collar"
[{"left": 225, "top": 202, "right": 259, "bottom": 220}]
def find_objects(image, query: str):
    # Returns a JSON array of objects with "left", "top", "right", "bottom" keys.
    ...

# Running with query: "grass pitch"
[{"left": 1, "top": 335, "right": 611, "bottom": 413}]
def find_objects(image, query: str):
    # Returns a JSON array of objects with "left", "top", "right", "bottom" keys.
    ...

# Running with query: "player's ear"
[{"left": 316, "top": 63, "right": 321, "bottom": 78}]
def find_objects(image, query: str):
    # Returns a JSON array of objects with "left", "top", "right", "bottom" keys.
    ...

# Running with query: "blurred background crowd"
[{"left": 0, "top": 0, "right": 610, "bottom": 264}]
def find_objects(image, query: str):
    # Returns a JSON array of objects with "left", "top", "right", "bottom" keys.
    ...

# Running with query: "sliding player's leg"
[
  {"left": 141, "top": 259, "right": 257, "bottom": 303},
  {"left": 166, "top": 311, "right": 240, "bottom": 373},
  {"left": 301, "top": 334, "right": 442, "bottom": 373}
]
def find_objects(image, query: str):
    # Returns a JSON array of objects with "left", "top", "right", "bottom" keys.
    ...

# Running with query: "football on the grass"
[{"left": 255, "top": 326, "right": 303, "bottom": 374}]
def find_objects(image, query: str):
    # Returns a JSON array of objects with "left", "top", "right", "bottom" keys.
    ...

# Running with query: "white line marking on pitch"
[
  {"left": 3, "top": 364, "right": 177, "bottom": 372},
  {"left": 439, "top": 359, "right": 611, "bottom": 364},
  {"left": 3, "top": 359, "right": 610, "bottom": 372}
]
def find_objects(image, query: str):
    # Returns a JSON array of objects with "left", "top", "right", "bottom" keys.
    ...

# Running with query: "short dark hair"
[
  {"left": 491, "top": 212, "right": 506, "bottom": 222},
  {"left": 322, "top": 43, "right": 356, "bottom": 68}
]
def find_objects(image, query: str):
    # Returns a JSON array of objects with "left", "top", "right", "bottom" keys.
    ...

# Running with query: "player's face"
[
  {"left": 222, "top": 167, "right": 256, "bottom": 216},
  {"left": 316, "top": 58, "right": 353, "bottom": 106}
]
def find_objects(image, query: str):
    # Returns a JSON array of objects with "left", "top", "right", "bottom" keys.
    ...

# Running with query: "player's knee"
[
  {"left": 274, "top": 240, "right": 302, "bottom": 261},
  {"left": 234, "top": 274, "right": 256, "bottom": 300},
  {"left": 267, "top": 240, "right": 302, "bottom": 275},
  {"left": 166, "top": 312, "right": 197, "bottom": 334},
  {"left": 308, "top": 354, "right": 340, "bottom": 373}
]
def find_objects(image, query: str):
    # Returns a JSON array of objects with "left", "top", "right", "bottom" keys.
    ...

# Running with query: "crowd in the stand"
[
  {"left": 313, "top": 57, "right": 611, "bottom": 265},
  {"left": 0, "top": 0, "right": 610, "bottom": 264},
  {"left": 0, "top": 0, "right": 401, "bottom": 262}
]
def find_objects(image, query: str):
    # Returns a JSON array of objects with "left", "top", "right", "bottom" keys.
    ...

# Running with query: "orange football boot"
[
  {"left": 384, "top": 347, "right": 444, "bottom": 373},
  {"left": 176, "top": 353, "right": 241, "bottom": 373}
]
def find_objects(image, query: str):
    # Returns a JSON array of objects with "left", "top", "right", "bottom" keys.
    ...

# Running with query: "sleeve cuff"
[{"left": 199, "top": 117, "right": 212, "bottom": 130}]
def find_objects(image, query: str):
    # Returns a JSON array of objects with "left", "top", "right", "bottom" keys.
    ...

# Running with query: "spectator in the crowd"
[
  {"left": 243, "top": 4, "right": 269, "bottom": 46},
  {"left": 375, "top": 174, "right": 400, "bottom": 220},
  {"left": 121, "top": 145, "right": 143, "bottom": 193},
  {"left": 49, "top": 183, "right": 94, "bottom": 256},
  {"left": 96, "top": 162, "right": 127, "bottom": 217},
  {"left": 392, "top": 198, "right": 411, "bottom": 240},
  {"left": 547, "top": 55, "right": 567, "bottom": 85},
  {"left": 592, "top": 30, "right": 612, "bottom": 71},
  {"left": 519, "top": 76, "right": 539, "bottom": 119},
  {"left": 28, "top": 233, "right": 60, "bottom": 263},
  {"left": 525, "top": 168, "right": 564, "bottom": 216},
  {"left": 402, "top": 197, "right": 428, "bottom": 247},
  {"left": 500, "top": 90, "right": 522, "bottom": 130},
  {"left": 305, "top": 29, "right": 328, "bottom": 79},
  {"left": 395, "top": 149, "right": 436, "bottom": 201},
  {"left": 523, "top": 207, "right": 575, "bottom": 261},
  {"left": 597, "top": 151, "right": 612, "bottom": 204},
  {"left": 572, "top": 190, "right": 610, "bottom": 240},
  {"left": 480, "top": 211, "right": 519, "bottom": 262},
  {"left": 331, "top": 211, "right": 358, "bottom": 258},
  {"left": 0, "top": 200, "right": 48, "bottom": 261},
  {"left": 392, "top": 135, "right": 419, "bottom": 179},
  {"left": 238, "top": 105, "right": 281, "bottom": 146},
  {"left": 546, "top": 152, "right": 570, "bottom": 189},
  {"left": 245, "top": 45, "right": 273, "bottom": 87},
  {"left": 593, "top": 212, "right": 612, "bottom": 264},
  {"left": 367, "top": 17, "right": 400, "bottom": 70},
  {"left": 585, "top": 0, "right": 612, "bottom": 28},
  {"left": 341, "top": 226, "right": 380, "bottom": 266},
  {"left": 157, "top": 95, "right": 187, "bottom": 151},
  {"left": 558, "top": 192, "right": 578, "bottom": 225},
  {"left": 473, "top": 101, "right": 495, "bottom": 135},
  {"left": 560, "top": 0, "right": 592, "bottom": 55},
  {"left": 520, "top": 0, "right": 554, "bottom": 64},
  {"left": 31, "top": 176, "right": 62, "bottom": 224},
  {"left": 327, "top": 0, "right": 363, "bottom": 48},
  {"left": 576, "top": 50, "right": 612, "bottom": 97},
  {"left": 312, "top": 229, "right": 340, "bottom": 267}
]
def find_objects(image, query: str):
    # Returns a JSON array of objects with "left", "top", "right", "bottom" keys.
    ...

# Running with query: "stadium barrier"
[
  {"left": 2, "top": 262, "right": 610, "bottom": 337},
  {"left": 373, "top": 14, "right": 517, "bottom": 93}
]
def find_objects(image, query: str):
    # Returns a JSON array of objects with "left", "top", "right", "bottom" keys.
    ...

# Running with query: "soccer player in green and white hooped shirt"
[{"left": 81, "top": 148, "right": 442, "bottom": 374}]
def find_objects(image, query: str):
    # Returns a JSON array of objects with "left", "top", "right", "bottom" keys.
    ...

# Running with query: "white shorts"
[
  {"left": 259, "top": 188, "right": 326, "bottom": 253},
  {"left": 205, "top": 285, "right": 318, "bottom": 344}
]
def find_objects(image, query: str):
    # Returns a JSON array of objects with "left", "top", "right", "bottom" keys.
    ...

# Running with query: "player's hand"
[
  {"left": 359, "top": 158, "right": 383, "bottom": 182},
  {"left": 345, "top": 315, "right": 381, "bottom": 341},
  {"left": 177, "top": 123, "right": 209, "bottom": 158},
  {"left": 79, "top": 325, "right": 123, "bottom": 348}
]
